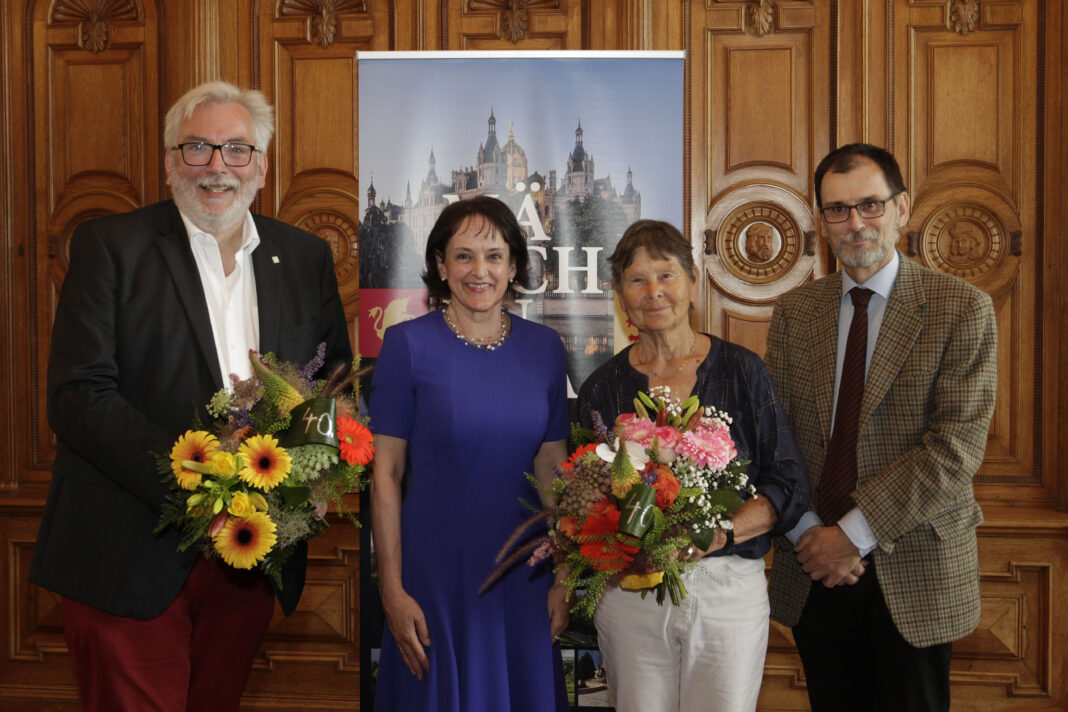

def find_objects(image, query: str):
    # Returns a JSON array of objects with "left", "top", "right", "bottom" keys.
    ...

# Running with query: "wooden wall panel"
[
  {"left": 31, "top": 1, "right": 161, "bottom": 486},
  {"left": 1, "top": 514, "right": 79, "bottom": 709},
  {"left": 257, "top": 0, "right": 390, "bottom": 339},
  {"left": 895, "top": 1, "right": 1039, "bottom": 500},
  {"left": 447, "top": 0, "right": 583, "bottom": 49},
  {"left": 241, "top": 515, "right": 361, "bottom": 710},
  {"left": 693, "top": 0, "right": 829, "bottom": 347},
  {"left": 951, "top": 511, "right": 1068, "bottom": 708}
]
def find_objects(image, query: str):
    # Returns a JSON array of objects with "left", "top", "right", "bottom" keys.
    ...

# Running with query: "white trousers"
[{"left": 593, "top": 555, "right": 770, "bottom": 712}]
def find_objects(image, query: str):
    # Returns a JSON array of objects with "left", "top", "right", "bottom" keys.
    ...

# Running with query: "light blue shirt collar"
[{"left": 840, "top": 249, "right": 899, "bottom": 303}]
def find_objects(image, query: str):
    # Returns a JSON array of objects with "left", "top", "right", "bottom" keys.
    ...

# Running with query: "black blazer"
[{"left": 29, "top": 200, "right": 352, "bottom": 619}]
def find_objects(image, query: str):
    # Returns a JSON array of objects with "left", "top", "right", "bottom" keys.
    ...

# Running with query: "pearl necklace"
[
  {"left": 635, "top": 335, "right": 699, "bottom": 381},
  {"left": 443, "top": 306, "right": 511, "bottom": 351}
]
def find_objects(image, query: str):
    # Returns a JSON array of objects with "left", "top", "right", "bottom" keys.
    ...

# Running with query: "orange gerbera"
[
  {"left": 651, "top": 465, "right": 681, "bottom": 509},
  {"left": 338, "top": 416, "right": 375, "bottom": 466},
  {"left": 557, "top": 515, "right": 579, "bottom": 538},
  {"left": 170, "top": 430, "right": 219, "bottom": 490},
  {"left": 237, "top": 435, "right": 291, "bottom": 490},
  {"left": 212, "top": 512, "right": 277, "bottom": 569},
  {"left": 576, "top": 499, "right": 639, "bottom": 572}
]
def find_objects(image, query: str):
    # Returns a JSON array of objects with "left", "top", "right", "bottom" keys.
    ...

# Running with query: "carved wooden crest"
[
  {"left": 469, "top": 0, "right": 560, "bottom": 43},
  {"left": 715, "top": 202, "right": 800, "bottom": 284},
  {"left": 921, "top": 204, "right": 1005, "bottom": 278},
  {"left": 946, "top": 0, "right": 981, "bottom": 36},
  {"left": 51, "top": 0, "right": 140, "bottom": 53},
  {"left": 280, "top": 0, "right": 367, "bottom": 48},
  {"left": 298, "top": 211, "right": 359, "bottom": 281}
]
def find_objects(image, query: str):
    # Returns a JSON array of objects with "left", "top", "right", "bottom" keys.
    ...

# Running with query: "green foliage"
[
  {"left": 570, "top": 423, "right": 595, "bottom": 445},
  {"left": 704, "top": 488, "right": 745, "bottom": 511},
  {"left": 259, "top": 542, "right": 296, "bottom": 590},
  {"left": 288, "top": 443, "right": 339, "bottom": 483}
]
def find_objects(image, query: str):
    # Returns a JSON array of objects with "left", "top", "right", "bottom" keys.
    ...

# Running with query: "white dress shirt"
[
  {"left": 180, "top": 211, "right": 261, "bottom": 383},
  {"left": 786, "top": 250, "right": 900, "bottom": 556}
]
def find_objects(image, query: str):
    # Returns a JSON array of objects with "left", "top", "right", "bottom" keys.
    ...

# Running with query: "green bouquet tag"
[
  {"left": 618, "top": 483, "right": 658, "bottom": 538},
  {"left": 280, "top": 398, "right": 339, "bottom": 449}
]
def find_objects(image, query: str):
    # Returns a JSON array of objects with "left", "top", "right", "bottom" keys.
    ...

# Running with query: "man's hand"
[
  {"left": 380, "top": 586, "right": 431, "bottom": 679},
  {"left": 795, "top": 525, "right": 867, "bottom": 587}
]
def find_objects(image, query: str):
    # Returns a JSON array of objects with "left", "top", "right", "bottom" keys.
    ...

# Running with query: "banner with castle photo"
[{"left": 357, "top": 51, "right": 684, "bottom": 399}]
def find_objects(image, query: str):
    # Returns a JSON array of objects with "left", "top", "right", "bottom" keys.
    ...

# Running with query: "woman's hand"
[
  {"left": 371, "top": 435, "right": 429, "bottom": 677},
  {"left": 380, "top": 585, "right": 431, "bottom": 679},
  {"left": 547, "top": 581, "right": 570, "bottom": 644},
  {"left": 688, "top": 527, "right": 729, "bottom": 558}
]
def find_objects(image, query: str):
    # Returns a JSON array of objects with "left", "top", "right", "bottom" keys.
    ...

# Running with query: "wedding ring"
[{"left": 686, "top": 545, "right": 695, "bottom": 558}]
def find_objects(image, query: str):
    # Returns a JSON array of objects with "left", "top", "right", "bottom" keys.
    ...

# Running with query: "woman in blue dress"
[{"left": 370, "top": 196, "right": 570, "bottom": 711}]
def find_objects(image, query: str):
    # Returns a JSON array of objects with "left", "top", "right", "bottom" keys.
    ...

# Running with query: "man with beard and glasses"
[
  {"left": 765, "top": 144, "right": 997, "bottom": 712},
  {"left": 29, "top": 81, "right": 351, "bottom": 711}
]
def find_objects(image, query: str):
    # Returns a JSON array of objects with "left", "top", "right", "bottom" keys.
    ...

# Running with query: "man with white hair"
[{"left": 30, "top": 81, "right": 351, "bottom": 711}]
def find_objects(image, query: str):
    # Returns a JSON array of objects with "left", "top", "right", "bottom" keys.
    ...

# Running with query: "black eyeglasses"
[
  {"left": 819, "top": 193, "right": 901, "bottom": 223},
  {"left": 172, "top": 142, "right": 259, "bottom": 167}
]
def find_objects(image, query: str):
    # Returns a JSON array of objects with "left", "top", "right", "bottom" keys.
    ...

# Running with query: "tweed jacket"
[
  {"left": 29, "top": 200, "right": 352, "bottom": 619},
  {"left": 765, "top": 253, "right": 996, "bottom": 648}
]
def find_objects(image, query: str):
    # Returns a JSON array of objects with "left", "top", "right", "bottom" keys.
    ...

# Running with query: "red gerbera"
[
  {"left": 338, "top": 416, "right": 375, "bottom": 466},
  {"left": 576, "top": 499, "right": 640, "bottom": 572}
]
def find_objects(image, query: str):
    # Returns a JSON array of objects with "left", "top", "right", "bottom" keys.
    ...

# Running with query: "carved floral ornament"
[
  {"left": 469, "top": 0, "right": 560, "bottom": 44},
  {"left": 280, "top": 0, "right": 366, "bottom": 48},
  {"left": 746, "top": 0, "right": 775, "bottom": 37},
  {"left": 51, "top": 0, "right": 140, "bottom": 53},
  {"left": 946, "top": 0, "right": 981, "bottom": 36}
]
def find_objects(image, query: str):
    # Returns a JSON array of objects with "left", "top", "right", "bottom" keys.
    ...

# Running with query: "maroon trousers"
[{"left": 62, "top": 556, "right": 276, "bottom": 712}]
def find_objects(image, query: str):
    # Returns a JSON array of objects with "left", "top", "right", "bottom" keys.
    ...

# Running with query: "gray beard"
[
  {"left": 170, "top": 172, "right": 257, "bottom": 235},
  {"left": 832, "top": 228, "right": 891, "bottom": 269}
]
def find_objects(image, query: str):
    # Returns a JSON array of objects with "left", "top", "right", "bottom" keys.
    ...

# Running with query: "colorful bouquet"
[
  {"left": 484, "top": 386, "right": 752, "bottom": 619},
  {"left": 155, "top": 345, "right": 374, "bottom": 587}
]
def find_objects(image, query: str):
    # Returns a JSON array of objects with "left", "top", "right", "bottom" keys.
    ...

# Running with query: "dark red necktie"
[{"left": 818, "top": 287, "right": 874, "bottom": 524}]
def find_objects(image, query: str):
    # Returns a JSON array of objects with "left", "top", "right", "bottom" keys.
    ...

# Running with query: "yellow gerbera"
[
  {"left": 212, "top": 512, "right": 277, "bottom": 569},
  {"left": 237, "top": 435, "right": 291, "bottom": 490},
  {"left": 170, "top": 430, "right": 219, "bottom": 490}
]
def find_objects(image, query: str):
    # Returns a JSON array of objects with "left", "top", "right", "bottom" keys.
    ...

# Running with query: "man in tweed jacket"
[{"left": 766, "top": 144, "right": 997, "bottom": 712}]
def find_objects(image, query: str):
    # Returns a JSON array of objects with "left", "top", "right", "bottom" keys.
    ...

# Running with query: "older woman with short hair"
[{"left": 576, "top": 219, "right": 809, "bottom": 712}]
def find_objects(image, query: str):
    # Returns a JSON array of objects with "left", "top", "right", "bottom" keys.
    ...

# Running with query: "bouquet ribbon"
[{"left": 279, "top": 398, "right": 339, "bottom": 450}]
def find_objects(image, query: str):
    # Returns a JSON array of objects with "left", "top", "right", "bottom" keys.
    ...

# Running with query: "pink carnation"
[
  {"left": 616, "top": 413, "right": 657, "bottom": 447},
  {"left": 676, "top": 423, "right": 737, "bottom": 471}
]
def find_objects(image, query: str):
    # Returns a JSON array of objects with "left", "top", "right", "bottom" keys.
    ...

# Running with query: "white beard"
[{"left": 170, "top": 170, "right": 259, "bottom": 236}]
